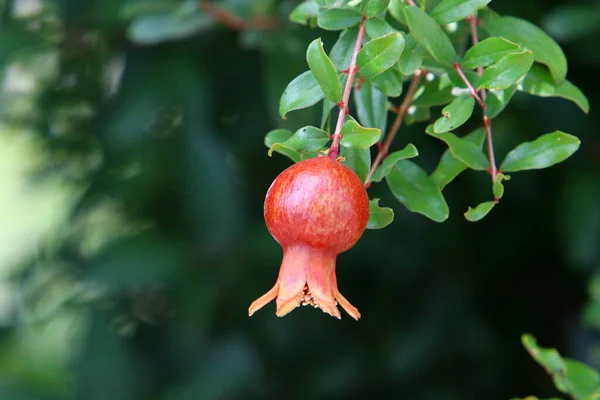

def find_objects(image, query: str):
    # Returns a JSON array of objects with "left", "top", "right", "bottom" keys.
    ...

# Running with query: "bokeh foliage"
[{"left": 0, "top": 0, "right": 599, "bottom": 399}]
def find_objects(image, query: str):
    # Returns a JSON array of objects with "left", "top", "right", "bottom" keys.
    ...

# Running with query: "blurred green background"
[{"left": 0, "top": 0, "right": 599, "bottom": 399}]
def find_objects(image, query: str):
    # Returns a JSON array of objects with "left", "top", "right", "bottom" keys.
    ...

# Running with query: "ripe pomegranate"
[{"left": 248, "top": 156, "right": 369, "bottom": 320}]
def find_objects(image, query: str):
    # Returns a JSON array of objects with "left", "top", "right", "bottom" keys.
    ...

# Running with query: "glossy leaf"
[
  {"left": 388, "top": 0, "right": 407, "bottom": 25},
  {"left": 279, "top": 71, "right": 324, "bottom": 119},
  {"left": 482, "top": 13, "right": 568, "bottom": 83},
  {"left": 314, "top": 0, "right": 338, "bottom": 6},
  {"left": 318, "top": 8, "right": 362, "bottom": 30},
  {"left": 430, "top": 128, "right": 486, "bottom": 189},
  {"left": 478, "top": 51, "right": 534, "bottom": 90},
  {"left": 370, "top": 144, "right": 419, "bottom": 182},
  {"left": 431, "top": 0, "right": 491, "bottom": 25},
  {"left": 405, "top": 106, "right": 430, "bottom": 125},
  {"left": 433, "top": 95, "right": 475, "bottom": 133},
  {"left": 500, "top": 131, "right": 580, "bottom": 172},
  {"left": 340, "top": 120, "right": 381, "bottom": 149},
  {"left": 341, "top": 147, "right": 371, "bottom": 182},
  {"left": 521, "top": 64, "right": 589, "bottom": 113},
  {"left": 493, "top": 173, "right": 510, "bottom": 199},
  {"left": 357, "top": 32, "right": 405, "bottom": 79},
  {"left": 283, "top": 126, "right": 330, "bottom": 153},
  {"left": 330, "top": 28, "right": 359, "bottom": 71},
  {"left": 404, "top": 5, "right": 457, "bottom": 66},
  {"left": 462, "top": 37, "right": 522, "bottom": 70},
  {"left": 464, "top": 201, "right": 496, "bottom": 222},
  {"left": 386, "top": 160, "right": 449, "bottom": 222},
  {"left": 371, "top": 66, "right": 403, "bottom": 97},
  {"left": 363, "top": 0, "right": 390, "bottom": 18},
  {"left": 354, "top": 80, "right": 388, "bottom": 133},
  {"left": 365, "top": 18, "right": 394, "bottom": 40},
  {"left": 265, "top": 129, "right": 301, "bottom": 162},
  {"left": 485, "top": 85, "right": 517, "bottom": 118},
  {"left": 367, "top": 198, "right": 394, "bottom": 229},
  {"left": 399, "top": 35, "right": 424, "bottom": 75},
  {"left": 426, "top": 125, "right": 489, "bottom": 170},
  {"left": 289, "top": 1, "right": 320, "bottom": 25},
  {"left": 307, "top": 39, "right": 342, "bottom": 103}
]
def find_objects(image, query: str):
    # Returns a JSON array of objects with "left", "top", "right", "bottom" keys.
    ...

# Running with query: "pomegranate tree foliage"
[{"left": 267, "top": 0, "right": 588, "bottom": 227}]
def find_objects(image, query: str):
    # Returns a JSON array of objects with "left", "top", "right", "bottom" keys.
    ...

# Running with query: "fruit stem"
[
  {"left": 329, "top": 18, "right": 367, "bottom": 160},
  {"left": 364, "top": 70, "right": 423, "bottom": 186}
]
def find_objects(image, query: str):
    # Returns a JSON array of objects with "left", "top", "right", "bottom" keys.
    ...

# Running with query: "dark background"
[{"left": 0, "top": 0, "right": 599, "bottom": 399}]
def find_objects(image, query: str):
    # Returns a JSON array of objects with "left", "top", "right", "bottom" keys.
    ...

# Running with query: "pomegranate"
[{"left": 248, "top": 156, "right": 369, "bottom": 320}]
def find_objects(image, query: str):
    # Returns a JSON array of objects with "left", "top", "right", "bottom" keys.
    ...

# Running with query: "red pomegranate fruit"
[{"left": 248, "top": 156, "right": 369, "bottom": 320}]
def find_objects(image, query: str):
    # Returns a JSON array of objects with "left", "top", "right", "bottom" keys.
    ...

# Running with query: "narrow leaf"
[
  {"left": 462, "top": 37, "right": 522, "bottom": 70},
  {"left": 340, "top": 120, "right": 381, "bottom": 149},
  {"left": 341, "top": 147, "right": 371, "bottom": 182},
  {"left": 386, "top": 160, "right": 449, "bottom": 222},
  {"left": 279, "top": 71, "right": 324, "bottom": 119},
  {"left": 307, "top": 38, "right": 343, "bottom": 103},
  {"left": 433, "top": 95, "right": 475, "bottom": 133},
  {"left": 398, "top": 35, "right": 424, "bottom": 75},
  {"left": 388, "top": 0, "right": 407, "bottom": 25},
  {"left": 363, "top": 0, "right": 390, "bottom": 18},
  {"left": 464, "top": 201, "right": 496, "bottom": 222},
  {"left": 404, "top": 5, "right": 457, "bottom": 66},
  {"left": 482, "top": 12, "right": 568, "bottom": 83},
  {"left": 370, "top": 144, "right": 419, "bottom": 182},
  {"left": 353, "top": 80, "right": 388, "bottom": 133},
  {"left": 318, "top": 8, "right": 362, "bottom": 31},
  {"left": 500, "top": 131, "right": 581, "bottom": 172},
  {"left": 367, "top": 198, "right": 394, "bottom": 229},
  {"left": 430, "top": 128, "right": 486, "bottom": 189},
  {"left": 431, "top": 0, "right": 491, "bottom": 25},
  {"left": 521, "top": 64, "right": 589, "bottom": 113},
  {"left": 426, "top": 125, "right": 489, "bottom": 170},
  {"left": 478, "top": 51, "right": 534, "bottom": 91},
  {"left": 357, "top": 32, "right": 405, "bottom": 79},
  {"left": 330, "top": 28, "right": 360, "bottom": 71}
]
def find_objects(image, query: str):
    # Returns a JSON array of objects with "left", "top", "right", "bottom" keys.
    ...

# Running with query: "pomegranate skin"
[{"left": 249, "top": 156, "right": 369, "bottom": 320}]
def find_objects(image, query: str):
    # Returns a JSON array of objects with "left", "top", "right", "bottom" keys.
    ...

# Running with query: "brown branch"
[
  {"left": 364, "top": 70, "right": 424, "bottom": 187},
  {"left": 199, "top": 0, "right": 276, "bottom": 30},
  {"left": 456, "top": 14, "right": 498, "bottom": 184},
  {"left": 329, "top": 18, "right": 367, "bottom": 160}
]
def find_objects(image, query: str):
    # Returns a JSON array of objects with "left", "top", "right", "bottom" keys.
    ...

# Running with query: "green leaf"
[
  {"left": 431, "top": 0, "right": 491, "bottom": 25},
  {"left": 330, "top": 28, "right": 359, "bottom": 71},
  {"left": 265, "top": 129, "right": 300, "bottom": 162},
  {"left": 283, "top": 126, "right": 330, "bottom": 153},
  {"left": 318, "top": 8, "right": 362, "bottom": 30},
  {"left": 370, "top": 144, "right": 419, "bottom": 182},
  {"left": 398, "top": 35, "right": 424, "bottom": 75},
  {"left": 314, "top": 0, "right": 338, "bottom": 6},
  {"left": 500, "top": 131, "right": 581, "bottom": 172},
  {"left": 493, "top": 173, "right": 510, "bottom": 199},
  {"left": 464, "top": 201, "right": 496, "bottom": 222},
  {"left": 371, "top": 66, "right": 403, "bottom": 97},
  {"left": 462, "top": 37, "right": 522, "bottom": 70},
  {"left": 267, "top": 143, "right": 302, "bottom": 162},
  {"left": 430, "top": 128, "right": 486, "bottom": 189},
  {"left": 363, "top": 0, "right": 390, "bottom": 18},
  {"left": 404, "top": 106, "right": 430, "bottom": 125},
  {"left": 433, "top": 95, "right": 475, "bottom": 133},
  {"left": 426, "top": 125, "right": 489, "bottom": 170},
  {"left": 354, "top": 80, "right": 388, "bottom": 133},
  {"left": 341, "top": 147, "right": 371, "bottom": 182},
  {"left": 521, "top": 64, "right": 589, "bottom": 114},
  {"left": 289, "top": 1, "right": 320, "bottom": 25},
  {"left": 367, "top": 198, "right": 394, "bottom": 229},
  {"left": 482, "top": 13, "right": 568, "bottom": 83},
  {"left": 485, "top": 85, "right": 517, "bottom": 118},
  {"left": 404, "top": 5, "right": 457, "bottom": 66},
  {"left": 388, "top": 0, "right": 407, "bottom": 25},
  {"left": 128, "top": 12, "right": 213, "bottom": 45},
  {"left": 279, "top": 71, "right": 325, "bottom": 119},
  {"left": 413, "top": 75, "right": 455, "bottom": 107},
  {"left": 357, "top": 32, "right": 405, "bottom": 79},
  {"left": 307, "top": 39, "right": 343, "bottom": 103},
  {"left": 522, "top": 334, "right": 600, "bottom": 399},
  {"left": 386, "top": 160, "right": 449, "bottom": 222},
  {"left": 340, "top": 120, "right": 381, "bottom": 149},
  {"left": 478, "top": 51, "right": 534, "bottom": 90},
  {"left": 365, "top": 18, "right": 394, "bottom": 40}
]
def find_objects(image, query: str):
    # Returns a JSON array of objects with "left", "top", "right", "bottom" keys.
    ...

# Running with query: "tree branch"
[
  {"left": 199, "top": 0, "right": 276, "bottom": 30},
  {"left": 329, "top": 18, "right": 367, "bottom": 160},
  {"left": 364, "top": 70, "right": 424, "bottom": 187}
]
